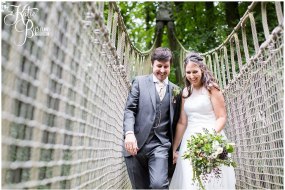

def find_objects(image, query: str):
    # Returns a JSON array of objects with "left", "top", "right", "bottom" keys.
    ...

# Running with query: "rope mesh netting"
[
  {"left": 2, "top": 1, "right": 155, "bottom": 189},
  {"left": 223, "top": 28, "right": 283, "bottom": 189},
  {"left": 1, "top": 1, "right": 284, "bottom": 189}
]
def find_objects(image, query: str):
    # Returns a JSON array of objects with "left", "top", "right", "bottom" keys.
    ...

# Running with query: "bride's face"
[{"left": 185, "top": 61, "right": 203, "bottom": 87}]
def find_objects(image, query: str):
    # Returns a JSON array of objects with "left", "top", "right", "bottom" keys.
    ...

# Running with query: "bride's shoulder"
[
  {"left": 207, "top": 83, "right": 221, "bottom": 94},
  {"left": 182, "top": 87, "right": 189, "bottom": 97},
  {"left": 207, "top": 84, "right": 225, "bottom": 100}
]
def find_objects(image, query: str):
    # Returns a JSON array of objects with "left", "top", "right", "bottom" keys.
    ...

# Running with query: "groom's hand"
[
  {"left": 173, "top": 151, "right": 179, "bottom": 164},
  {"left": 125, "top": 133, "right": 139, "bottom": 156}
]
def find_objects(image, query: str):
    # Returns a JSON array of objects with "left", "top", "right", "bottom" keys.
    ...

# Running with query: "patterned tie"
[{"left": 158, "top": 81, "right": 165, "bottom": 101}]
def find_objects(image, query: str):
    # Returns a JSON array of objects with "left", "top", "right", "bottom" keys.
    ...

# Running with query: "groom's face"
[{"left": 152, "top": 60, "right": 171, "bottom": 82}]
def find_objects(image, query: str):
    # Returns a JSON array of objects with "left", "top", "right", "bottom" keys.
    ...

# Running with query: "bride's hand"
[{"left": 173, "top": 151, "right": 179, "bottom": 164}]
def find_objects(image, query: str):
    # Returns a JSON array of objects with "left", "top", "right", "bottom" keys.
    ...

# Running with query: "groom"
[{"left": 123, "top": 47, "right": 181, "bottom": 189}]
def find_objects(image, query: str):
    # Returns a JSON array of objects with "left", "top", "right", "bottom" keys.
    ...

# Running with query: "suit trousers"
[{"left": 125, "top": 135, "right": 171, "bottom": 189}]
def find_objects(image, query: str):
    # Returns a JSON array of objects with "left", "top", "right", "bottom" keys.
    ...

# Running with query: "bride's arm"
[{"left": 210, "top": 87, "right": 227, "bottom": 133}]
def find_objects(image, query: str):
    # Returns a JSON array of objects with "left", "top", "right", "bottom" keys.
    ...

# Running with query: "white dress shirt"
[{"left": 153, "top": 74, "right": 169, "bottom": 99}]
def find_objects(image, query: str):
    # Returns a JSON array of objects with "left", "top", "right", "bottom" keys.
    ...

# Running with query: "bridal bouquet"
[{"left": 183, "top": 128, "right": 236, "bottom": 190}]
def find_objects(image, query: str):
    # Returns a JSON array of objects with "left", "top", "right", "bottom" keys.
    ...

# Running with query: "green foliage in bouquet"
[{"left": 183, "top": 128, "right": 237, "bottom": 190}]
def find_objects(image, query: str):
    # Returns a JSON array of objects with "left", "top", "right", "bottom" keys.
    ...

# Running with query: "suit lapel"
[{"left": 148, "top": 75, "right": 156, "bottom": 110}]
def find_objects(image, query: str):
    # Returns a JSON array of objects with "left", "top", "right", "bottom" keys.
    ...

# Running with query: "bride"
[{"left": 169, "top": 52, "right": 236, "bottom": 189}]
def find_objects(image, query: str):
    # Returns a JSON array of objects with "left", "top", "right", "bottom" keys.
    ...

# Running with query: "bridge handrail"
[{"left": 81, "top": 2, "right": 157, "bottom": 86}]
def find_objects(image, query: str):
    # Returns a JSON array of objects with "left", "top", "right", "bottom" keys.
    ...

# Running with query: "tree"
[
  {"left": 118, "top": 2, "right": 157, "bottom": 51},
  {"left": 225, "top": 2, "right": 240, "bottom": 29}
]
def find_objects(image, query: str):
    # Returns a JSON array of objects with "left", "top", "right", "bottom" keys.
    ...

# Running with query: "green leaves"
[
  {"left": 226, "top": 143, "right": 234, "bottom": 153},
  {"left": 202, "top": 143, "right": 212, "bottom": 154},
  {"left": 118, "top": 2, "right": 157, "bottom": 51}
]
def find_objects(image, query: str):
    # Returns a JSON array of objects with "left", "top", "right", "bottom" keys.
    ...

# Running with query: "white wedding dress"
[{"left": 169, "top": 87, "right": 236, "bottom": 189}]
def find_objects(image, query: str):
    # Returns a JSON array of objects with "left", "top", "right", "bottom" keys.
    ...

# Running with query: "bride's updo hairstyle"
[{"left": 183, "top": 52, "right": 220, "bottom": 98}]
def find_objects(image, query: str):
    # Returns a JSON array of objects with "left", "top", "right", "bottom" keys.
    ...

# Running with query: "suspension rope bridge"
[{"left": 1, "top": 2, "right": 283, "bottom": 189}]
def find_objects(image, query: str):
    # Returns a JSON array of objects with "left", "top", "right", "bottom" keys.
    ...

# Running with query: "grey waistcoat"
[{"left": 147, "top": 86, "right": 171, "bottom": 144}]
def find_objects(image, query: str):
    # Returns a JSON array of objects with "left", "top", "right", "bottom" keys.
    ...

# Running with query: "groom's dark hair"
[{"left": 151, "top": 47, "right": 173, "bottom": 65}]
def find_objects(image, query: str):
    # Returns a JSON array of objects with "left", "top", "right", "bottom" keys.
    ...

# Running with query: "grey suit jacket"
[{"left": 123, "top": 74, "right": 181, "bottom": 157}]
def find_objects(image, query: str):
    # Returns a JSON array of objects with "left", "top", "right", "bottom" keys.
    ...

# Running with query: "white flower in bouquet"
[
  {"left": 212, "top": 140, "right": 220, "bottom": 149},
  {"left": 210, "top": 152, "right": 219, "bottom": 159},
  {"left": 216, "top": 147, "right": 223, "bottom": 154}
]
